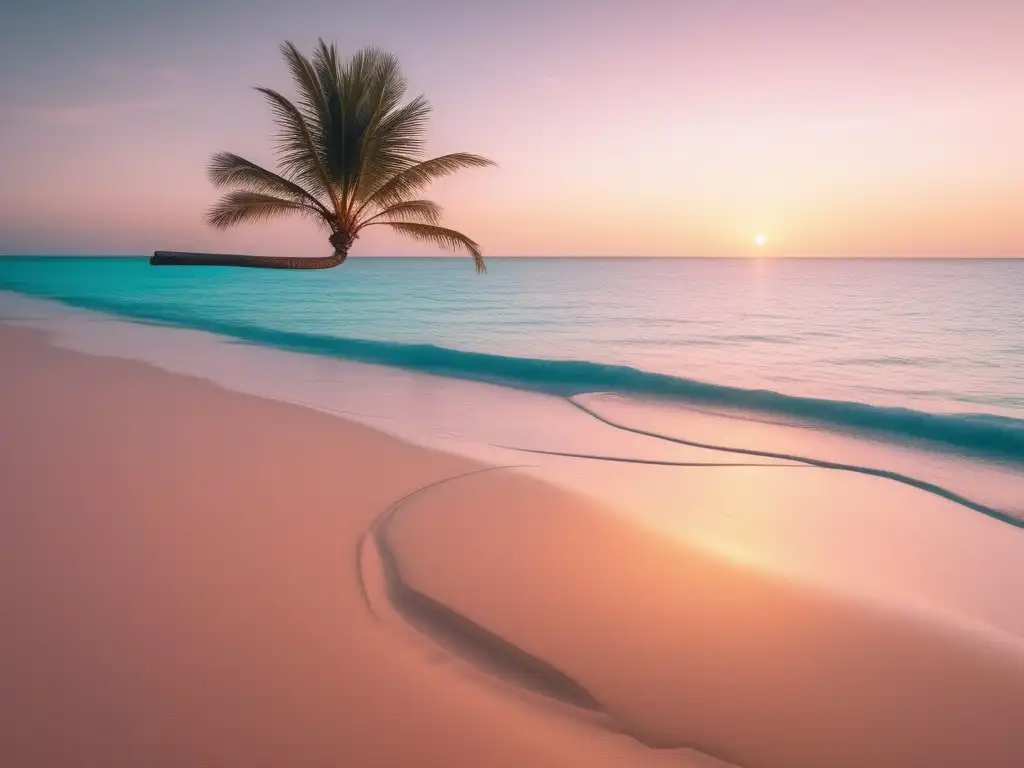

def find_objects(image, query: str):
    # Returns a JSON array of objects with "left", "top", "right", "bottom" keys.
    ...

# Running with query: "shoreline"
[
  {"left": 3, "top": 322, "right": 1024, "bottom": 765},
  {"left": 1, "top": 288, "right": 1020, "bottom": 519},
  {"left": 1, "top": 285, "right": 1021, "bottom": 467}
]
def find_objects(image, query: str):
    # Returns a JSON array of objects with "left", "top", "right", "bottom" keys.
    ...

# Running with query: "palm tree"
[{"left": 151, "top": 41, "right": 495, "bottom": 272}]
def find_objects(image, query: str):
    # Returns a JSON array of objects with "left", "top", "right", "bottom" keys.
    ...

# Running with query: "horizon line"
[{"left": 2, "top": 253, "right": 1023, "bottom": 261}]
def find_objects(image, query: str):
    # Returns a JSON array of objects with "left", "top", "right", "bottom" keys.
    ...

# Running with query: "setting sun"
[{"left": 754, "top": 234, "right": 768, "bottom": 247}]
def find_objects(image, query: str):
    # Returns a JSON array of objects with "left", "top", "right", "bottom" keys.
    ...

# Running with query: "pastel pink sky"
[{"left": 1, "top": 0, "right": 1022, "bottom": 257}]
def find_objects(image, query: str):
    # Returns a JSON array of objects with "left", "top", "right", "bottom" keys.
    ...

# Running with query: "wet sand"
[{"left": 2, "top": 323, "right": 1023, "bottom": 767}]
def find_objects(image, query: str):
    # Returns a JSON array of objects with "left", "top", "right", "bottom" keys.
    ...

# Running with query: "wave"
[{"left": 7, "top": 290, "right": 1024, "bottom": 464}]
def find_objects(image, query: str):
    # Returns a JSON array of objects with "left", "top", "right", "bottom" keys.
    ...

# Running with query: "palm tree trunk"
[{"left": 150, "top": 250, "right": 347, "bottom": 269}]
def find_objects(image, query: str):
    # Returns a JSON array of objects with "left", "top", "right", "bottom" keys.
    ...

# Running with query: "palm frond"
[
  {"left": 206, "top": 191, "right": 327, "bottom": 230},
  {"left": 279, "top": 41, "right": 329, "bottom": 137},
  {"left": 340, "top": 50, "right": 395, "bottom": 203},
  {"left": 367, "top": 50, "right": 409, "bottom": 120},
  {"left": 357, "top": 153, "right": 496, "bottom": 216},
  {"left": 347, "top": 80, "right": 429, "bottom": 213},
  {"left": 311, "top": 41, "right": 369, "bottom": 208},
  {"left": 255, "top": 86, "right": 337, "bottom": 212},
  {"left": 372, "top": 221, "right": 486, "bottom": 273},
  {"left": 357, "top": 199, "right": 443, "bottom": 227},
  {"left": 207, "top": 152, "right": 331, "bottom": 215},
  {"left": 372, "top": 95, "right": 429, "bottom": 157},
  {"left": 308, "top": 44, "right": 432, "bottom": 218},
  {"left": 353, "top": 96, "right": 431, "bottom": 205}
]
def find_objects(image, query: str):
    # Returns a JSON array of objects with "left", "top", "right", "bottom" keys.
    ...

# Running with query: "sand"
[
  {"left": 2, "top": 323, "right": 1023, "bottom": 767},
  {"left": 382, "top": 471, "right": 1024, "bottom": 766},
  {"left": 0, "top": 326, "right": 721, "bottom": 768}
]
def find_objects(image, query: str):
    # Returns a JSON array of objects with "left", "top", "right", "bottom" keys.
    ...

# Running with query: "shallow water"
[{"left": 0, "top": 256, "right": 1021, "bottom": 462}]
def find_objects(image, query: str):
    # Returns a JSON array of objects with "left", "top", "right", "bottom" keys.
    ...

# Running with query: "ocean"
[{"left": 1, "top": 256, "right": 1021, "bottom": 464}]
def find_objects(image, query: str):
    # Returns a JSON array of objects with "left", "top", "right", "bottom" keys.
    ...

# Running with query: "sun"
[{"left": 754, "top": 234, "right": 768, "bottom": 247}]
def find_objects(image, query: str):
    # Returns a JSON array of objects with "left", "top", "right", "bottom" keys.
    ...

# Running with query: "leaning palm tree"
[{"left": 151, "top": 41, "right": 495, "bottom": 272}]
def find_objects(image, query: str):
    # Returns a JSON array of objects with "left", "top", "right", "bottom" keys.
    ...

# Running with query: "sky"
[{"left": 1, "top": 0, "right": 1022, "bottom": 258}]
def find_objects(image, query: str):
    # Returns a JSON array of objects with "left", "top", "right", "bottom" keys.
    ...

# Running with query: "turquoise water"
[{"left": 1, "top": 256, "right": 1022, "bottom": 462}]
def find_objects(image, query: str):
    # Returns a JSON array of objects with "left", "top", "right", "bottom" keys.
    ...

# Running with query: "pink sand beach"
[{"left": 3, "top": 316, "right": 1024, "bottom": 767}]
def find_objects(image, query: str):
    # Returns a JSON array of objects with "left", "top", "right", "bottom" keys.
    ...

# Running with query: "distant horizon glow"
[{"left": 1, "top": 1, "right": 1023, "bottom": 258}]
